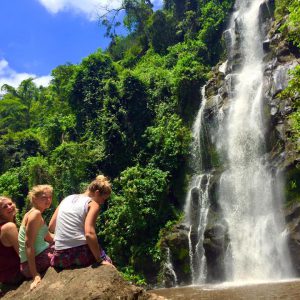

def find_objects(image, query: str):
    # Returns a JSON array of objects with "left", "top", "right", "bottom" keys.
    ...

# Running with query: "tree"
[
  {"left": 147, "top": 10, "right": 178, "bottom": 54},
  {"left": 1, "top": 78, "right": 38, "bottom": 128},
  {"left": 102, "top": 165, "right": 170, "bottom": 276},
  {"left": 0, "top": 96, "right": 27, "bottom": 134},
  {"left": 69, "top": 50, "right": 117, "bottom": 132},
  {"left": 0, "top": 130, "right": 46, "bottom": 173}
]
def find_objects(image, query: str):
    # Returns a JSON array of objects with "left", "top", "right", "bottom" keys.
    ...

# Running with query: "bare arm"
[
  {"left": 48, "top": 205, "right": 60, "bottom": 234},
  {"left": 84, "top": 201, "right": 103, "bottom": 263},
  {"left": 1, "top": 222, "right": 19, "bottom": 254},
  {"left": 25, "top": 210, "right": 42, "bottom": 278},
  {"left": 44, "top": 231, "right": 54, "bottom": 243}
]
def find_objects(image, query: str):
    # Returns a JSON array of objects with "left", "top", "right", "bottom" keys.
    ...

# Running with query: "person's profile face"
[{"left": 94, "top": 191, "right": 109, "bottom": 205}]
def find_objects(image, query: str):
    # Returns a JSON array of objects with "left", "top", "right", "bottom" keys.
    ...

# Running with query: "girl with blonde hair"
[
  {"left": 18, "top": 185, "right": 54, "bottom": 290},
  {"left": 49, "top": 175, "right": 113, "bottom": 269},
  {"left": 0, "top": 196, "right": 22, "bottom": 285}
]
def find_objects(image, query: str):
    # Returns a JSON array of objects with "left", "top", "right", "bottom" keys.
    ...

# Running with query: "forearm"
[
  {"left": 44, "top": 232, "right": 54, "bottom": 243},
  {"left": 86, "top": 233, "right": 102, "bottom": 262},
  {"left": 26, "top": 246, "right": 39, "bottom": 277}
]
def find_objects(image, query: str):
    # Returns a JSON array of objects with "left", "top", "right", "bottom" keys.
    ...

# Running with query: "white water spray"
[
  {"left": 184, "top": 86, "right": 210, "bottom": 284},
  {"left": 218, "top": 0, "right": 293, "bottom": 281}
]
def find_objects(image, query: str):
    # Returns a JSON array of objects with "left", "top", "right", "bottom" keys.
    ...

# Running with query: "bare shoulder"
[
  {"left": 27, "top": 209, "right": 42, "bottom": 222},
  {"left": 88, "top": 201, "right": 100, "bottom": 211},
  {"left": 1, "top": 221, "right": 17, "bottom": 232}
]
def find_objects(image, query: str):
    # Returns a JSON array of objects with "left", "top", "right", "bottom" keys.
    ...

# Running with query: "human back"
[
  {"left": 54, "top": 194, "right": 91, "bottom": 250},
  {"left": 50, "top": 175, "right": 113, "bottom": 269}
]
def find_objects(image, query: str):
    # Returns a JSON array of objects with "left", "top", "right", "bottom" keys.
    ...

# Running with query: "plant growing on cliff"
[{"left": 280, "top": 65, "right": 300, "bottom": 147}]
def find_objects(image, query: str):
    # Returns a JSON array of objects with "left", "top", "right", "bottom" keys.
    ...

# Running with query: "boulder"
[
  {"left": 159, "top": 224, "right": 191, "bottom": 286},
  {"left": 3, "top": 266, "right": 165, "bottom": 300},
  {"left": 286, "top": 203, "right": 300, "bottom": 276},
  {"left": 203, "top": 223, "right": 228, "bottom": 283}
]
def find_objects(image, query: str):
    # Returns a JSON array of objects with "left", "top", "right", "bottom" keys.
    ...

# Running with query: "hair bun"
[{"left": 96, "top": 175, "right": 107, "bottom": 182}]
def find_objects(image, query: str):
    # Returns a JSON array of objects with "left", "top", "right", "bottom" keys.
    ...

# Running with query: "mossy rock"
[{"left": 285, "top": 163, "right": 300, "bottom": 205}]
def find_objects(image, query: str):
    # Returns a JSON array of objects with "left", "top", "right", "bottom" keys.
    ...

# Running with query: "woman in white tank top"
[{"left": 49, "top": 175, "right": 113, "bottom": 269}]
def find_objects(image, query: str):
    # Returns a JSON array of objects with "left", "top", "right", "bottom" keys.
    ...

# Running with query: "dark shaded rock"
[
  {"left": 3, "top": 266, "right": 164, "bottom": 300},
  {"left": 190, "top": 187, "right": 200, "bottom": 243},
  {"left": 159, "top": 224, "right": 191, "bottom": 286},
  {"left": 259, "top": 0, "right": 275, "bottom": 24},
  {"left": 203, "top": 223, "right": 228, "bottom": 282},
  {"left": 286, "top": 202, "right": 300, "bottom": 276},
  {"left": 263, "top": 39, "right": 270, "bottom": 52}
]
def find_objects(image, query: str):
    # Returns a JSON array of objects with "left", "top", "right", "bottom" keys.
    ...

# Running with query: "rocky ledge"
[{"left": 3, "top": 266, "right": 165, "bottom": 300}]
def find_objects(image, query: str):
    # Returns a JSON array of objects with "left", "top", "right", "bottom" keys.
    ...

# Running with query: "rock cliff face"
[{"left": 2, "top": 266, "right": 165, "bottom": 300}]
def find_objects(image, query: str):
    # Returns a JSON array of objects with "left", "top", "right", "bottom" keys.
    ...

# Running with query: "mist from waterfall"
[{"left": 218, "top": 0, "right": 293, "bottom": 281}]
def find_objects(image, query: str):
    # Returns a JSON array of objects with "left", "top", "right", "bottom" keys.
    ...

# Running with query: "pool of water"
[{"left": 149, "top": 279, "right": 300, "bottom": 299}]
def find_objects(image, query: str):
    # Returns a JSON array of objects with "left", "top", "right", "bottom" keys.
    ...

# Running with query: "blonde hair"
[
  {"left": 28, "top": 185, "right": 53, "bottom": 203},
  {"left": 0, "top": 196, "right": 18, "bottom": 223},
  {"left": 87, "top": 175, "right": 112, "bottom": 196}
]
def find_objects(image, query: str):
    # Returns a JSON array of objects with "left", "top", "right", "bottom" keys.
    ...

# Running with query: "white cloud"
[
  {"left": 37, "top": 0, "right": 123, "bottom": 21},
  {"left": 37, "top": 0, "right": 164, "bottom": 20},
  {"left": 0, "top": 59, "right": 52, "bottom": 92}
]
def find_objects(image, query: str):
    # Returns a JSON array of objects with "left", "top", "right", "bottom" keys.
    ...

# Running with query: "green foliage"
[
  {"left": 197, "top": 0, "right": 234, "bottom": 63},
  {"left": 102, "top": 165, "right": 170, "bottom": 274},
  {"left": 144, "top": 112, "right": 191, "bottom": 175},
  {"left": 290, "top": 111, "right": 300, "bottom": 144},
  {"left": 101, "top": 81, "right": 130, "bottom": 177},
  {"left": 132, "top": 51, "right": 175, "bottom": 112},
  {"left": 41, "top": 113, "right": 77, "bottom": 150},
  {"left": 108, "top": 35, "right": 138, "bottom": 61},
  {"left": 123, "top": 0, "right": 153, "bottom": 34},
  {"left": 69, "top": 50, "right": 117, "bottom": 131},
  {"left": 22, "top": 156, "right": 52, "bottom": 189},
  {"left": 0, "top": 168, "right": 25, "bottom": 207},
  {"left": 276, "top": 0, "right": 300, "bottom": 48},
  {"left": 285, "top": 166, "right": 300, "bottom": 204},
  {"left": 172, "top": 45, "right": 208, "bottom": 120},
  {"left": 49, "top": 142, "right": 93, "bottom": 199},
  {"left": 1, "top": 78, "right": 39, "bottom": 128},
  {"left": 121, "top": 71, "right": 152, "bottom": 145},
  {"left": 280, "top": 65, "right": 300, "bottom": 146},
  {"left": 0, "top": 97, "right": 27, "bottom": 133},
  {"left": 147, "top": 10, "right": 178, "bottom": 54},
  {"left": 50, "top": 63, "right": 76, "bottom": 102},
  {"left": 0, "top": 130, "right": 46, "bottom": 173},
  {"left": 120, "top": 266, "right": 146, "bottom": 286}
]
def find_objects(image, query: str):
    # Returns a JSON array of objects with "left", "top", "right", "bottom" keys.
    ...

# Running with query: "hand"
[
  {"left": 30, "top": 274, "right": 41, "bottom": 290},
  {"left": 101, "top": 260, "right": 111, "bottom": 266}
]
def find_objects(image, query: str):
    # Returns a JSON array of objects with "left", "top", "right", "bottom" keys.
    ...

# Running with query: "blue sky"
[{"left": 0, "top": 0, "right": 163, "bottom": 89}]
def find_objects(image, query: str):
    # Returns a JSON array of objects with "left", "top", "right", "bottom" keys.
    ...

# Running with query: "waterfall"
[
  {"left": 163, "top": 247, "right": 178, "bottom": 287},
  {"left": 182, "top": 0, "right": 294, "bottom": 285},
  {"left": 218, "top": 0, "right": 293, "bottom": 281},
  {"left": 184, "top": 86, "right": 210, "bottom": 284}
]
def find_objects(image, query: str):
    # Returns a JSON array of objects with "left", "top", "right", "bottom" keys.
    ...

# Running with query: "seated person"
[
  {"left": 49, "top": 175, "right": 112, "bottom": 269},
  {"left": 19, "top": 185, "right": 54, "bottom": 290},
  {"left": 0, "top": 196, "right": 23, "bottom": 287}
]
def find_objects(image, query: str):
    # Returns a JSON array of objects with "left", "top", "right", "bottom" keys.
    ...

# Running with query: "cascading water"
[
  {"left": 184, "top": 87, "right": 211, "bottom": 284},
  {"left": 218, "top": 0, "right": 293, "bottom": 281},
  {"left": 163, "top": 247, "right": 178, "bottom": 287},
  {"left": 183, "top": 0, "right": 294, "bottom": 286}
]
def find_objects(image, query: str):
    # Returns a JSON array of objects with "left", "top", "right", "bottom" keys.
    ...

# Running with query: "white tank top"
[{"left": 54, "top": 194, "right": 91, "bottom": 250}]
